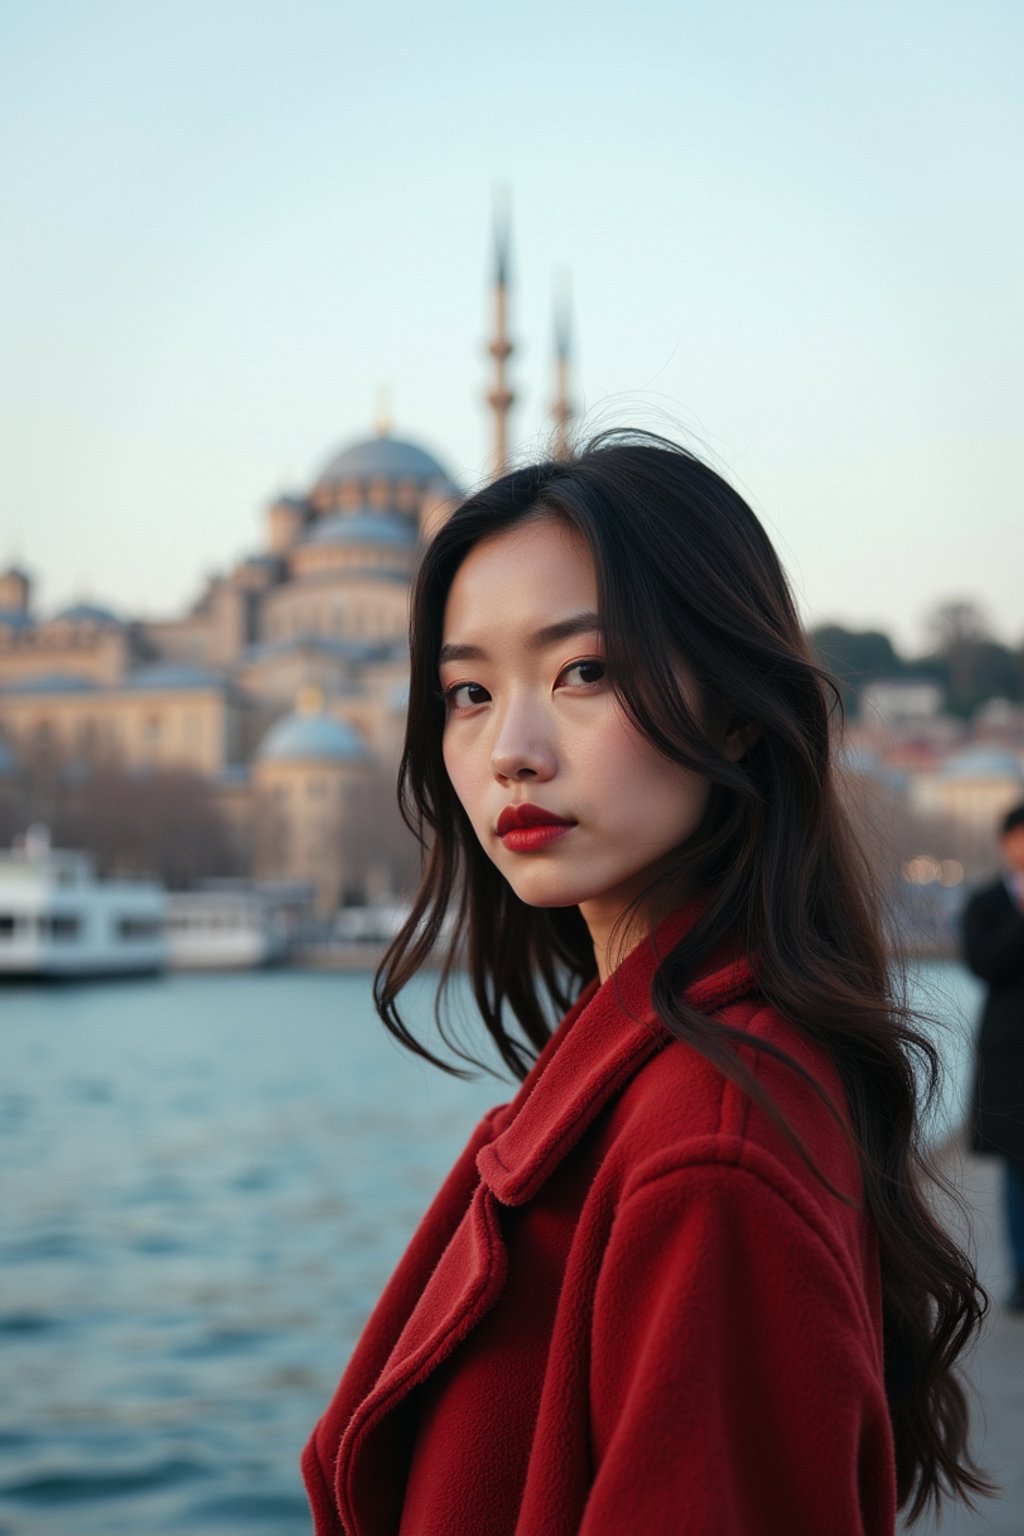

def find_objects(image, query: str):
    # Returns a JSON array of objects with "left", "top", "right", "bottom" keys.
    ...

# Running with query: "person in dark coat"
[{"left": 964, "top": 799, "right": 1024, "bottom": 1312}]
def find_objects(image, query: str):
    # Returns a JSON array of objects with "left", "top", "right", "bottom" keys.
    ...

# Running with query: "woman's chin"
[
  {"left": 512, "top": 887, "right": 585, "bottom": 911},
  {"left": 500, "top": 870, "right": 590, "bottom": 911}
]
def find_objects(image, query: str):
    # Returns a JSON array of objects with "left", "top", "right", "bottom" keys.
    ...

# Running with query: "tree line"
[
  {"left": 0, "top": 738, "right": 419, "bottom": 903},
  {"left": 809, "top": 600, "right": 1024, "bottom": 719}
]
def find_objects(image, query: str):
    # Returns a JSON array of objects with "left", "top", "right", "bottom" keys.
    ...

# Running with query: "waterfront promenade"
[{"left": 912, "top": 1145, "right": 1024, "bottom": 1535}]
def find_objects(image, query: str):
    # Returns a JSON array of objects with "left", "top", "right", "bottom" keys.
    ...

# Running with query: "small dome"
[
  {"left": 317, "top": 434, "right": 451, "bottom": 488},
  {"left": 51, "top": 602, "right": 121, "bottom": 627},
  {"left": 0, "top": 610, "right": 34, "bottom": 631},
  {"left": 258, "top": 709, "right": 367, "bottom": 764},
  {"left": 941, "top": 746, "right": 1023, "bottom": 780},
  {"left": 122, "top": 664, "right": 222, "bottom": 692},
  {"left": 6, "top": 672, "right": 97, "bottom": 694},
  {"left": 304, "top": 511, "right": 418, "bottom": 549},
  {"left": 244, "top": 635, "right": 379, "bottom": 664}
]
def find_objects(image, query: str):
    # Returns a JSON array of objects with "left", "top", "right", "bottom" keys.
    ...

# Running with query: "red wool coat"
[{"left": 303, "top": 914, "right": 896, "bottom": 1535}]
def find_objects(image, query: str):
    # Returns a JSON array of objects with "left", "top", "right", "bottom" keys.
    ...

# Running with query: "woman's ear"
[{"left": 723, "top": 718, "right": 761, "bottom": 763}]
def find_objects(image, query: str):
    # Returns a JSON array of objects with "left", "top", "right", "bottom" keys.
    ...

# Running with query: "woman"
[{"left": 303, "top": 434, "right": 989, "bottom": 1534}]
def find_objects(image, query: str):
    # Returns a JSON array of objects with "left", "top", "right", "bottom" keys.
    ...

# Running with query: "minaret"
[
  {"left": 486, "top": 202, "right": 515, "bottom": 475},
  {"left": 551, "top": 279, "right": 573, "bottom": 461},
  {"left": 374, "top": 384, "right": 392, "bottom": 439}
]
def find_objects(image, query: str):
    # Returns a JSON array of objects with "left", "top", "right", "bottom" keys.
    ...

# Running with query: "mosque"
[{"left": 0, "top": 227, "right": 574, "bottom": 913}]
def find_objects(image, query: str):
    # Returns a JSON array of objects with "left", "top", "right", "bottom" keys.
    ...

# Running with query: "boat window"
[
  {"left": 34, "top": 914, "right": 81, "bottom": 939},
  {"left": 117, "top": 916, "right": 161, "bottom": 940}
]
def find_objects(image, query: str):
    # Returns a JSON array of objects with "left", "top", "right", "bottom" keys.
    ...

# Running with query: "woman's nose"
[{"left": 490, "top": 700, "right": 557, "bottom": 783}]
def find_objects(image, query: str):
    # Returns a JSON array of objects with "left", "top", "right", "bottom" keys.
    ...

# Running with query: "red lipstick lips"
[{"left": 497, "top": 804, "right": 575, "bottom": 852}]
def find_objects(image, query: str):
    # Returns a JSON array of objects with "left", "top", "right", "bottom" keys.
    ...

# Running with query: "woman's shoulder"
[
  {"left": 609, "top": 995, "right": 844, "bottom": 1132},
  {"left": 604, "top": 997, "right": 863, "bottom": 1236}
]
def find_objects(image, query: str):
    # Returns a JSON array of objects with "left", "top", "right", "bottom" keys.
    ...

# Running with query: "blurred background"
[{"left": 1, "top": 1, "right": 1021, "bottom": 1531}]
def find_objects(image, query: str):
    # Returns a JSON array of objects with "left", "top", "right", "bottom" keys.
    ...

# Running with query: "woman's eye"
[
  {"left": 556, "top": 658, "right": 606, "bottom": 688},
  {"left": 444, "top": 681, "right": 491, "bottom": 710}
]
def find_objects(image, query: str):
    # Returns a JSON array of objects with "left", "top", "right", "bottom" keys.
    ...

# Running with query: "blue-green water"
[{"left": 0, "top": 962, "right": 984, "bottom": 1535}]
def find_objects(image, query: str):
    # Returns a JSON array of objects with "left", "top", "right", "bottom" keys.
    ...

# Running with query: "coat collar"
[{"left": 476, "top": 902, "right": 757, "bottom": 1206}]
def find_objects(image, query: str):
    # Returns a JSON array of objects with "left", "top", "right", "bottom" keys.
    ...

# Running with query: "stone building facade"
[{"left": 0, "top": 430, "right": 462, "bottom": 912}]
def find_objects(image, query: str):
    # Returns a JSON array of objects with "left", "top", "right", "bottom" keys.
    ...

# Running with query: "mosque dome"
[
  {"left": 257, "top": 696, "right": 367, "bottom": 764},
  {"left": 304, "top": 511, "right": 417, "bottom": 549},
  {"left": 316, "top": 433, "right": 451, "bottom": 488}
]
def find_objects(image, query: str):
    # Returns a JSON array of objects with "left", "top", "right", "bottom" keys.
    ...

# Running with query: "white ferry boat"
[
  {"left": 0, "top": 825, "right": 166, "bottom": 978},
  {"left": 332, "top": 903, "right": 410, "bottom": 945},
  {"left": 164, "top": 884, "right": 290, "bottom": 970}
]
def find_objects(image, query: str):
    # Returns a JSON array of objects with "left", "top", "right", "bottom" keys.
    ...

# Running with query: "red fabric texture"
[{"left": 302, "top": 911, "right": 896, "bottom": 1535}]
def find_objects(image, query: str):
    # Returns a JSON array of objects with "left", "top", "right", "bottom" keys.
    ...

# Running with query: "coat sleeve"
[
  {"left": 963, "top": 889, "right": 1024, "bottom": 986},
  {"left": 583, "top": 1159, "right": 894, "bottom": 1536}
]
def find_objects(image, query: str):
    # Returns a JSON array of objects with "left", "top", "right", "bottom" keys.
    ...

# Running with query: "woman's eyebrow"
[
  {"left": 439, "top": 612, "right": 601, "bottom": 667},
  {"left": 529, "top": 612, "right": 601, "bottom": 650}
]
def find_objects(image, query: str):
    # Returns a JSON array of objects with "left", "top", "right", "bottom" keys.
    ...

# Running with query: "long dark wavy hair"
[{"left": 374, "top": 431, "right": 990, "bottom": 1522}]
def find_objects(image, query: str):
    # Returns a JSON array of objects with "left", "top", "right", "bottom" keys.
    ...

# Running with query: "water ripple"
[
  {"left": 0, "top": 1314, "right": 61, "bottom": 1336},
  {"left": 2, "top": 1457, "right": 212, "bottom": 1504}
]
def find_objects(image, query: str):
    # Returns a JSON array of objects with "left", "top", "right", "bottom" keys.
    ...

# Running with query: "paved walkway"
[{"left": 908, "top": 1146, "right": 1024, "bottom": 1535}]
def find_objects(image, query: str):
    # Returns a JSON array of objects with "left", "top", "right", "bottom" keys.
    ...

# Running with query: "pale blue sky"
[{"left": 1, "top": 0, "right": 1021, "bottom": 651}]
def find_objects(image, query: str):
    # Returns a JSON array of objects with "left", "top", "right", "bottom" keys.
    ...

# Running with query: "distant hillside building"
[
  {"left": 910, "top": 745, "right": 1024, "bottom": 834},
  {"left": 859, "top": 678, "right": 944, "bottom": 726}
]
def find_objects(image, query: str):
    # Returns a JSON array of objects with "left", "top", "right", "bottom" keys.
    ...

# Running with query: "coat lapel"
[
  {"left": 335, "top": 1181, "right": 508, "bottom": 1534},
  {"left": 477, "top": 945, "right": 754, "bottom": 1206}
]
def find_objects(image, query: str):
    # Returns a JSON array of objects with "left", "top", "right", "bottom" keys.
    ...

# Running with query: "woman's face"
[{"left": 439, "top": 515, "right": 713, "bottom": 948}]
